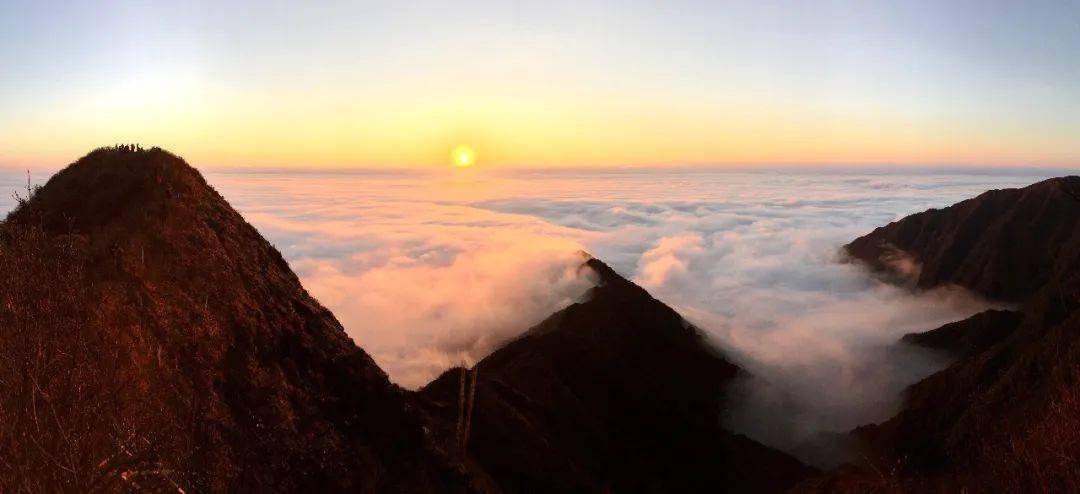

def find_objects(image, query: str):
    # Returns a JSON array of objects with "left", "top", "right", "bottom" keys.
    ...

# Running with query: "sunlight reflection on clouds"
[
  {"left": 147, "top": 168, "right": 1071, "bottom": 448},
  {"left": 0, "top": 165, "right": 1062, "bottom": 452}
]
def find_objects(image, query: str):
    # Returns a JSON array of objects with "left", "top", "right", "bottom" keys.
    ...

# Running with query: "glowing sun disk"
[{"left": 451, "top": 145, "right": 476, "bottom": 167}]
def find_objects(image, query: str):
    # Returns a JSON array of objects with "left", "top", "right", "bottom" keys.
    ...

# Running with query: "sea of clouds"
[{"left": 0, "top": 165, "right": 1065, "bottom": 457}]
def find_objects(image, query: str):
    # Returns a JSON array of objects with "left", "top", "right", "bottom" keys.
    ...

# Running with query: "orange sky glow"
[{"left": 2, "top": 1, "right": 1078, "bottom": 170}]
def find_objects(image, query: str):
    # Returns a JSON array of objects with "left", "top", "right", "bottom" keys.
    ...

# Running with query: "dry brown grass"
[
  {"left": 0, "top": 217, "right": 187, "bottom": 492},
  {"left": 974, "top": 377, "right": 1080, "bottom": 494}
]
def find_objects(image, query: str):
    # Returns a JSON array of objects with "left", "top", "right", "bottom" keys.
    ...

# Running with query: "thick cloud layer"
[
  {"left": 203, "top": 171, "right": 601, "bottom": 388},
  {"left": 469, "top": 170, "right": 1047, "bottom": 455},
  {"left": 0, "top": 166, "right": 1064, "bottom": 453}
]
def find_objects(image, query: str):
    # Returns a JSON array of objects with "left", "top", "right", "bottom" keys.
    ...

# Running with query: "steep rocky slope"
[
  {"left": 0, "top": 147, "right": 469, "bottom": 492},
  {"left": 820, "top": 176, "right": 1080, "bottom": 492},
  {"left": 416, "top": 258, "right": 816, "bottom": 493}
]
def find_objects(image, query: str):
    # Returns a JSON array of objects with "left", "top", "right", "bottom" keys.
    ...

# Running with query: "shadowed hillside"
[
  {"left": 0, "top": 146, "right": 470, "bottom": 492},
  {"left": 15, "top": 146, "right": 1073, "bottom": 493},
  {"left": 800, "top": 176, "right": 1080, "bottom": 492},
  {"left": 0, "top": 146, "right": 816, "bottom": 493},
  {"left": 416, "top": 257, "right": 816, "bottom": 493},
  {"left": 845, "top": 176, "right": 1080, "bottom": 302}
]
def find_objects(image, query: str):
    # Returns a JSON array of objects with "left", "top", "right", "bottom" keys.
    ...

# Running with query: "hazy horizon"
[{"left": 4, "top": 153, "right": 1079, "bottom": 175}]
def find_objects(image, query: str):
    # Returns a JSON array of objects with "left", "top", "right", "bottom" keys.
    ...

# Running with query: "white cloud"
[
  {"left": 6, "top": 167, "right": 1052, "bottom": 449},
  {"left": 637, "top": 233, "right": 705, "bottom": 287},
  {"left": 461, "top": 170, "right": 1047, "bottom": 453}
]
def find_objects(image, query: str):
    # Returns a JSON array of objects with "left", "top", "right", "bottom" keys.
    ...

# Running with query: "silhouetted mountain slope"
[
  {"left": 900, "top": 309, "right": 1022, "bottom": 358},
  {"left": 0, "top": 147, "right": 469, "bottom": 492},
  {"left": 859, "top": 276, "right": 1080, "bottom": 473},
  {"left": 417, "top": 258, "right": 816, "bottom": 493},
  {"left": 845, "top": 176, "right": 1080, "bottom": 302},
  {"left": 820, "top": 176, "right": 1080, "bottom": 492}
]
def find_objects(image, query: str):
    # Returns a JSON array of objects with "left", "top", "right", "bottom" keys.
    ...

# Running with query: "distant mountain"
[
  {"left": 0, "top": 147, "right": 470, "bottom": 492},
  {"left": 807, "top": 176, "right": 1080, "bottom": 492},
  {"left": 28, "top": 147, "right": 1071, "bottom": 493},
  {"left": 0, "top": 147, "right": 815, "bottom": 493},
  {"left": 416, "top": 257, "right": 816, "bottom": 493},
  {"left": 845, "top": 176, "right": 1080, "bottom": 302},
  {"left": 899, "top": 309, "right": 1022, "bottom": 358}
]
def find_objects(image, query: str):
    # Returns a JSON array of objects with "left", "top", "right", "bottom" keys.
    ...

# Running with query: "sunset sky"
[{"left": 2, "top": 0, "right": 1079, "bottom": 169}]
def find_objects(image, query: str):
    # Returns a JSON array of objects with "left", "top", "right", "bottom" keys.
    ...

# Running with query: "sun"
[{"left": 450, "top": 145, "right": 476, "bottom": 168}]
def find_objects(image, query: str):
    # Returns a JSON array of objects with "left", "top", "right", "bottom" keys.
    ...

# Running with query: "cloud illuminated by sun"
[{"left": 451, "top": 145, "right": 476, "bottom": 168}]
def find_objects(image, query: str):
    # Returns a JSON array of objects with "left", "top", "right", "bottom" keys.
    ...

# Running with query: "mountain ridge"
[
  {"left": 844, "top": 175, "right": 1080, "bottom": 302},
  {"left": 1, "top": 146, "right": 471, "bottom": 492},
  {"left": 415, "top": 257, "right": 816, "bottom": 493},
  {"left": 804, "top": 175, "right": 1080, "bottom": 492},
  {"left": 1, "top": 146, "right": 813, "bottom": 493}
]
